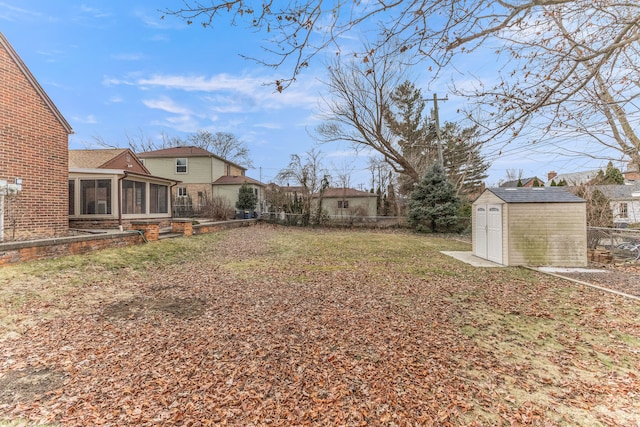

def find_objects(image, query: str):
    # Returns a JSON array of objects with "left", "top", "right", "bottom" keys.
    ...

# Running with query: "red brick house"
[{"left": 0, "top": 33, "right": 73, "bottom": 242}]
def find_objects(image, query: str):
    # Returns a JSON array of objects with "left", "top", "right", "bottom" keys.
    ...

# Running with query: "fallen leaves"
[{"left": 1, "top": 225, "right": 639, "bottom": 426}]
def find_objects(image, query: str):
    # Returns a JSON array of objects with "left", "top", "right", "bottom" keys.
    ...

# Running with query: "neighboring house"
[
  {"left": 500, "top": 177, "right": 543, "bottom": 188},
  {"left": 316, "top": 188, "right": 378, "bottom": 218},
  {"left": 545, "top": 170, "right": 599, "bottom": 186},
  {"left": 0, "top": 33, "right": 73, "bottom": 242},
  {"left": 69, "top": 149, "right": 177, "bottom": 229},
  {"left": 137, "top": 146, "right": 265, "bottom": 216},
  {"left": 212, "top": 175, "right": 266, "bottom": 214},
  {"left": 265, "top": 185, "right": 377, "bottom": 219},
  {"left": 594, "top": 183, "right": 640, "bottom": 226}
]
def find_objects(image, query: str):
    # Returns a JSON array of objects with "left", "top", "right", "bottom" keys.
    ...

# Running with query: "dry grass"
[{"left": 1, "top": 224, "right": 639, "bottom": 426}]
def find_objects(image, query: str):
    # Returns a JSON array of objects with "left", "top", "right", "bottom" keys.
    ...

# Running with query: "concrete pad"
[
  {"left": 441, "top": 251, "right": 505, "bottom": 267},
  {"left": 537, "top": 267, "right": 607, "bottom": 274}
]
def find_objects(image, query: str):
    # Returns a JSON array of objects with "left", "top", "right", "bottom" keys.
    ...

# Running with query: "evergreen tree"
[
  {"left": 236, "top": 182, "right": 258, "bottom": 211},
  {"left": 591, "top": 162, "right": 624, "bottom": 185},
  {"left": 604, "top": 161, "right": 624, "bottom": 184},
  {"left": 441, "top": 122, "right": 490, "bottom": 198},
  {"left": 384, "top": 82, "right": 490, "bottom": 197},
  {"left": 407, "top": 164, "right": 461, "bottom": 233}
]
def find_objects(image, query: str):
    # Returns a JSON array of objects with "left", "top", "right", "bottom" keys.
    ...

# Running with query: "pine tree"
[
  {"left": 441, "top": 122, "right": 490, "bottom": 198},
  {"left": 408, "top": 164, "right": 461, "bottom": 233},
  {"left": 604, "top": 161, "right": 624, "bottom": 184},
  {"left": 236, "top": 182, "right": 258, "bottom": 211}
]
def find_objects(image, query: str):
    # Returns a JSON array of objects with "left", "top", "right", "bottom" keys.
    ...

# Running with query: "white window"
[
  {"left": 176, "top": 158, "right": 188, "bottom": 174},
  {"left": 338, "top": 200, "right": 349, "bottom": 209},
  {"left": 620, "top": 203, "right": 628, "bottom": 218},
  {"left": 177, "top": 187, "right": 188, "bottom": 197}
]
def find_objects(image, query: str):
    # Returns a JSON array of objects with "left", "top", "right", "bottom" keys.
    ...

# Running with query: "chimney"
[{"left": 547, "top": 171, "right": 557, "bottom": 182}]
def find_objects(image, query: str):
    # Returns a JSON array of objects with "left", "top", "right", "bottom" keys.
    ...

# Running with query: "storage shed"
[{"left": 472, "top": 187, "right": 587, "bottom": 267}]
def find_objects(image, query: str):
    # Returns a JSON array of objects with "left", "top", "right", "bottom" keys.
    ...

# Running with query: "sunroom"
[{"left": 68, "top": 149, "right": 178, "bottom": 230}]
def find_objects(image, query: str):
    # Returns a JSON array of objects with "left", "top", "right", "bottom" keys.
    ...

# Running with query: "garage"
[{"left": 472, "top": 187, "right": 587, "bottom": 267}]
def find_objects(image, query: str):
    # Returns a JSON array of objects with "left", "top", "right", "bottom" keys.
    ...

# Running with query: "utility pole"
[{"left": 429, "top": 93, "right": 448, "bottom": 167}]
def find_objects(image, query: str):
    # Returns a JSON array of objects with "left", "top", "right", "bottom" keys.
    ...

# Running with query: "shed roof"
[{"left": 485, "top": 187, "right": 585, "bottom": 203}]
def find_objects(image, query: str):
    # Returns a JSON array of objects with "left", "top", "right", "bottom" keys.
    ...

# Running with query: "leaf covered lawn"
[{"left": 1, "top": 225, "right": 639, "bottom": 426}]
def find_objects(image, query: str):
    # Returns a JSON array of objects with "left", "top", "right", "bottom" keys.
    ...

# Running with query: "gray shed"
[{"left": 472, "top": 187, "right": 587, "bottom": 267}]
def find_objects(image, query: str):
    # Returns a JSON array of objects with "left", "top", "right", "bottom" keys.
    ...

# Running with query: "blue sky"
[{"left": 1, "top": 1, "right": 614, "bottom": 188}]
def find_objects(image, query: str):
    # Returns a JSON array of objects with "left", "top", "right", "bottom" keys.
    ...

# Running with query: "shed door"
[
  {"left": 475, "top": 206, "right": 487, "bottom": 259},
  {"left": 486, "top": 205, "right": 503, "bottom": 264}
]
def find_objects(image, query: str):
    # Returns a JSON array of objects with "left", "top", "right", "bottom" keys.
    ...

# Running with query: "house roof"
[
  {"left": 0, "top": 32, "right": 73, "bottom": 134},
  {"left": 500, "top": 177, "right": 542, "bottom": 188},
  {"left": 544, "top": 170, "right": 600, "bottom": 186},
  {"left": 70, "top": 149, "right": 128, "bottom": 168},
  {"left": 138, "top": 146, "right": 247, "bottom": 171},
  {"left": 69, "top": 149, "right": 151, "bottom": 174},
  {"left": 485, "top": 187, "right": 585, "bottom": 203},
  {"left": 322, "top": 188, "right": 376, "bottom": 198},
  {"left": 594, "top": 183, "right": 640, "bottom": 201},
  {"left": 213, "top": 175, "right": 265, "bottom": 186}
]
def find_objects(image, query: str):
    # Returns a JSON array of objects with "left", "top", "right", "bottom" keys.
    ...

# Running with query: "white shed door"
[
  {"left": 487, "top": 205, "right": 503, "bottom": 264},
  {"left": 475, "top": 206, "right": 488, "bottom": 259},
  {"left": 475, "top": 204, "right": 503, "bottom": 264}
]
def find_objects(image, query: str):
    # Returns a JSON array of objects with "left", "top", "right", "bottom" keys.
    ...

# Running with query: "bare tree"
[
  {"left": 186, "top": 130, "right": 254, "bottom": 167},
  {"left": 121, "top": 129, "right": 253, "bottom": 167},
  {"left": 505, "top": 169, "right": 525, "bottom": 183},
  {"left": 367, "top": 156, "right": 392, "bottom": 193},
  {"left": 276, "top": 148, "right": 330, "bottom": 225},
  {"left": 164, "top": 1, "right": 640, "bottom": 166},
  {"left": 315, "top": 47, "right": 420, "bottom": 184}
]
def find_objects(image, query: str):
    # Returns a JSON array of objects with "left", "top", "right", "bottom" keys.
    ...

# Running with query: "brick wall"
[
  {"left": 0, "top": 232, "right": 143, "bottom": 266},
  {"left": 0, "top": 219, "right": 256, "bottom": 266},
  {"left": 0, "top": 37, "right": 70, "bottom": 242}
]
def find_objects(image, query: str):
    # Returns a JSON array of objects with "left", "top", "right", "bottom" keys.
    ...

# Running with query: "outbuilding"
[{"left": 472, "top": 187, "right": 587, "bottom": 267}]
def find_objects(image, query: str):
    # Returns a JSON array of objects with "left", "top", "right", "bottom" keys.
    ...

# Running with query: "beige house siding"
[
  {"left": 212, "top": 185, "right": 240, "bottom": 209},
  {"left": 142, "top": 156, "right": 226, "bottom": 184},
  {"left": 212, "top": 183, "right": 264, "bottom": 212},
  {"left": 322, "top": 196, "right": 377, "bottom": 217}
]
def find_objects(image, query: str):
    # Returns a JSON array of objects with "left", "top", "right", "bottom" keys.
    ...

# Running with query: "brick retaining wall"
[
  {"left": 0, "top": 219, "right": 257, "bottom": 266},
  {"left": 0, "top": 232, "right": 143, "bottom": 266}
]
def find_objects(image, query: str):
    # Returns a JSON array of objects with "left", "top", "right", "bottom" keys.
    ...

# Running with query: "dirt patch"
[
  {"left": 549, "top": 264, "right": 640, "bottom": 298},
  {"left": 102, "top": 297, "right": 207, "bottom": 320},
  {"left": 0, "top": 368, "right": 65, "bottom": 405}
]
